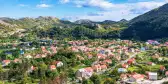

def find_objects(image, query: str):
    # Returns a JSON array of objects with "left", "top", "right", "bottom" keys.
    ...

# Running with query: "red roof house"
[{"left": 50, "top": 65, "right": 56, "bottom": 70}]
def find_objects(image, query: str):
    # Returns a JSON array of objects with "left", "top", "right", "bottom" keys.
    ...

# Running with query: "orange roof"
[
  {"left": 50, "top": 65, "right": 56, "bottom": 70},
  {"left": 84, "top": 67, "right": 93, "bottom": 72},
  {"left": 160, "top": 66, "right": 166, "bottom": 71},
  {"left": 131, "top": 74, "right": 144, "bottom": 80},
  {"left": 122, "top": 63, "right": 128, "bottom": 68},
  {"left": 3, "top": 60, "right": 10, "bottom": 63},
  {"left": 101, "top": 65, "right": 107, "bottom": 69}
]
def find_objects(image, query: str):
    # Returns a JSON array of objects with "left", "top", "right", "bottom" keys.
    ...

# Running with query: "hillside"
[
  {"left": 0, "top": 17, "right": 127, "bottom": 40},
  {"left": 122, "top": 3, "right": 168, "bottom": 40}
]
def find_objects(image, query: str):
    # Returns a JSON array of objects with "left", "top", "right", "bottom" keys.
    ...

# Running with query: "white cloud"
[
  {"left": 18, "top": 4, "right": 28, "bottom": 7},
  {"left": 61, "top": 0, "right": 168, "bottom": 21},
  {"left": 36, "top": 4, "right": 52, "bottom": 8},
  {"left": 59, "top": 0, "right": 70, "bottom": 3}
]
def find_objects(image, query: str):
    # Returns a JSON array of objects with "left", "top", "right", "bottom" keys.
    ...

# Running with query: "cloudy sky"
[{"left": 0, "top": 0, "right": 168, "bottom": 21}]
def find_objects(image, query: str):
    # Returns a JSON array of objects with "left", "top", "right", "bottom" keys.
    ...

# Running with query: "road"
[
  {"left": 138, "top": 77, "right": 168, "bottom": 84},
  {"left": 97, "top": 52, "right": 139, "bottom": 75},
  {"left": 0, "top": 42, "right": 31, "bottom": 45}
]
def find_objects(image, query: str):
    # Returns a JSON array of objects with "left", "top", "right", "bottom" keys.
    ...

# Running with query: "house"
[
  {"left": 122, "top": 63, "right": 129, "bottom": 68},
  {"left": 165, "top": 42, "right": 168, "bottom": 46},
  {"left": 141, "top": 47, "right": 146, "bottom": 51},
  {"left": 41, "top": 46, "right": 48, "bottom": 53},
  {"left": 51, "top": 61, "right": 64, "bottom": 67},
  {"left": 115, "top": 56, "right": 121, "bottom": 61},
  {"left": 50, "top": 46, "right": 57, "bottom": 54},
  {"left": 129, "top": 73, "right": 144, "bottom": 82},
  {"left": 76, "top": 67, "right": 93, "bottom": 80},
  {"left": 97, "top": 54, "right": 106, "bottom": 59},
  {"left": 118, "top": 68, "right": 127, "bottom": 73},
  {"left": 104, "top": 59, "right": 112, "bottom": 64},
  {"left": 56, "top": 61, "right": 63, "bottom": 67},
  {"left": 147, "top": 40, "right": 160, "bottom": 45},
  {"left": 2, "top": 60, "right": 11, "bottom": 66},
  {"left": 160, "top": 66, "right": 166, "bottom": 71},
  {"left": 50, "top": 65, "right": 56, "bottom": 70},
  {"left": 127, "top": 58, "right": 135, "bottom": 65},
  {"left": 120, "top": 74, "right": 128, "bottom": 81},
  {"left": 28, "top": 66, "right": 36, "bottom": 73},
  {"left": 35, "top": 54, "right": 41, "bottom": 58},
  {"left": 71, "top": 47, "right": 79, "bottom": 52},
  {"left": 76, "top": 55, "right": 84, "bottom": 60},
  {"left": 13, "top": 59, "right": 21, "bottom": 63},
  {"left": 87, "top": 54, "right": 93, "bottom": 59},
  {"left": 147, "top": 72, "right": 157, "bottom": 81},
  {"left": 92, "top": 64, "right": 101, "bottom": 72},
  {"left": 25, "top": 54, "right": 33, "bottom": 59},
  {"left": 147, "top": 62, "right": 155, "bottom": 66},
  {"left": 101, "top": 65, "right": 107, "bottom": 71},
  {"left": 41, "top": 54, "right": 47, "bottom": 58},
  {"left": 165, "top": 71, "right": 168, "bottom": 77}
]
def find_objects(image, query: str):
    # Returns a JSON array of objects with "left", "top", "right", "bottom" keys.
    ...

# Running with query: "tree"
[
  {"left": 104, "top": 78, "right": 115, "bottom": 84},
  {"left": 90, "top": 74, "right": 101, "bottom": 84},
  {"left": 82, "top": 79, "right": 93, "bottom": 84}
]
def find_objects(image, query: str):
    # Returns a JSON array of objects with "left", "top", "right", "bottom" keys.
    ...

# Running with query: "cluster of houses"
[
  {"left": 67, "top": 40, "right": 142, "bottom": 81},
  {"left": 1, "top": 45, "right": 64, "bottom": 73},
  {"left": 2, "top": 39, "right": 168, "bottom": 83},
  {"left": 119, "top": 57, "right": 160, "bottom": 83}
]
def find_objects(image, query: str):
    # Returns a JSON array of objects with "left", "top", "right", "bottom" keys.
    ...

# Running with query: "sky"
[{"left": 0, "top": 0, "right": 168, "bottom": 21}]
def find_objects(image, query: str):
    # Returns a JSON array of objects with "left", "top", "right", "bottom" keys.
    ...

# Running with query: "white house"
[
  {"left": 148, "top": 72, "right": 157, "bottom": 81},
  {"left": 76, "top": 67, "right": 93, "bottom": 80},
  {"left": 56, "top": 61, "right": 63, "bottom": 67},
  {"left": 118, "top": 68, "right": 127, "bottom": 73}
]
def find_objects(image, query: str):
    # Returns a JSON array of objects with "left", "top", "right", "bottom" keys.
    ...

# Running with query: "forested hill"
[
  {"left": 122, "top": 3, "right": 168, "bottom": 40},
  {"left": 0, "top": 17, "right": 128, "bottom": 41}
]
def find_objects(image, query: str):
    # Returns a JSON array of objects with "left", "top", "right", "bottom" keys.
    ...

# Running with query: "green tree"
[
  {"left": 82, "top": 79, "right": 93, "bottom": 84},
  {"left": 90, "top": 74, "right": 101, "bottom": 84}
]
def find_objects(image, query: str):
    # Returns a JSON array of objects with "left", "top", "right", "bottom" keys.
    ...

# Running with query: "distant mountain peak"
[
  {"left": 118, "top": 19, "right": 128, "bottom": 23},
  {"left": 75, "top": 19, "right": 93, "bottom": 24}
]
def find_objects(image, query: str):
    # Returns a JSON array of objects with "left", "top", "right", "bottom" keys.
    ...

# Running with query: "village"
[{"left": 0, "top": 39, "right": 168, "bottom": 84}]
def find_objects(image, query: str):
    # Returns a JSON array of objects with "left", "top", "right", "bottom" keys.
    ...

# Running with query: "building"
[
  {"left": 147, "top": 62, "right": 155, "bottom": 66},
  {"left": 129, "top": 73, "right": 144, "bottom": 82},
  {"left": 56, "top": 61, "right": 64, "bottom": 67},
  {"left": 50, "top": 65, "right": 56, "bottom": 70},
  {"left": 165, "top": 71, "right": 168, "bottom": 77},
  {"left": 127, "top": 58, "right": 135, "bottom": 65},
  {"left": 120, "top": 74, "right": 128, "bottom": 81},
  {"left": 122, "top": 63, "right": 129, "bottom": 68},
  {"left": 101, "top": 65, "right": 107, "bottom": 71},
  {"left": 2, "top": 60, "right": 11, "bottom": 66},
  {"left": 76, "top": 67, "right": 93, "bottom": 80},
  {"left": 92, "top": 64, "right": 101, "bottom": 72},
  {"left": 28, "top": 66, "right": 36, "bottom": 73},
  {"left": 148, "top": 72, "right": 157, "bottom": 81},
  {"left": 118, "top": 68, "right": 127, "bottom": 73}
]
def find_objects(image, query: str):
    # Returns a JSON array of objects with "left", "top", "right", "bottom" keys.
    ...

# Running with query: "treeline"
[{"left": 36, "top": 26, "right": 121, "bottom": 40}]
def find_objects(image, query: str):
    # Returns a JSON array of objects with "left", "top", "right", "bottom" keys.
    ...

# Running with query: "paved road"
[
  {"left": 0, "top": 42, "right": 31, "bottom": 45},
  {"left": 138, "top": 77, "right": 168, "bottom": 84}
]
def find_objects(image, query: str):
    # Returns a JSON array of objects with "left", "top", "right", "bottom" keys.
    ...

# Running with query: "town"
[{"left": 0, "top": 39, "right": 168, "bottom": 84}]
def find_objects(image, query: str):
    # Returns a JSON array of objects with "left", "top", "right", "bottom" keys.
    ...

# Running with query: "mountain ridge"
[{"left": 122, "top": 3, "right": 168, "bottom": 40}]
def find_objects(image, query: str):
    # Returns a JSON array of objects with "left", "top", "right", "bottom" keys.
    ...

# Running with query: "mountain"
[
  {"left": 0, "top": 16, "right": 128, "bottom": 40},
  {"left": 0, "top": 16, "right": 73, "bottom": 37},
  {"left": 118, "top": 19, "right": 128, "bottom": 23},
  {"left": 122, "top": 3, "right": 168, "bottom": 40}
]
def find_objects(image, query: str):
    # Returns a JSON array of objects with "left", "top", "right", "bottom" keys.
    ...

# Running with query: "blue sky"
[{"left": 0, "top": 0, "right": 168, "bottom": 21}]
